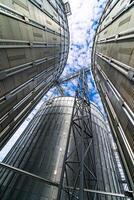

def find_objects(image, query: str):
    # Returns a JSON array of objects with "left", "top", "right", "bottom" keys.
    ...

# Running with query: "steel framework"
[
  {"left": 56, "top": 69, "right": 133, "bottom": 199},
  {"left": 58, "top": 67, "right": 90, "bottom": 84},
  {"left": 54, "top": 67, "right": 90, "bottom": 96},
  {"left": 57, "top": 69, "right": 97, "bottom": 199}
]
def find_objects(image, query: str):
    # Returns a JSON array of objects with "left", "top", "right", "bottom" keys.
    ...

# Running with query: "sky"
[
  {"left": 45, "top": 0, "right": 108, "bottom": 113},
  {"left": 0, "top": 0, "right": 107, "bottom": 160}
]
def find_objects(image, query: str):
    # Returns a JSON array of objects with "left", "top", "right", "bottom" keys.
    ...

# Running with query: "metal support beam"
[
  {"left": 56, "top": 69, "right": 97, "bottom": 199},
  {"left": 0, "top": 162, "right": 132, "bottom": 198},
  {"left": 79, "top": 70, "right": 86, "bottom": 200},
  {"left": 52, "top": 68, "right": 90, "bottom": 98},
  {"left": 0, "top": 162, "right": 58, "bottom": 187},
  {"left": 58, "top": 68, "right": 90, "bottom": 84}
]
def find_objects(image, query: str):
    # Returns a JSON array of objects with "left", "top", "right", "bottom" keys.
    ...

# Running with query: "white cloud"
[
  {"left": 62, "top": 0, "right": 107, "bottom": 77},
  {"left": 61, "top": 0, "right": 107, "bottom": 112}
]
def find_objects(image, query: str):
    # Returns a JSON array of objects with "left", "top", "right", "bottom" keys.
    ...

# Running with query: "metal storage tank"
[
  {"left": 0, "top": 0, "right": 69, "bottom": 148},
  {"left": 92, "top": 0, "right": 134, "bottom": 190},
  {"left": 0, "top": 97, "right": 127, "bottom": 200}
]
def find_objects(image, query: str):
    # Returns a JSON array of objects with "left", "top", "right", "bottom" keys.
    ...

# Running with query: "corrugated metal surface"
[
  {"left": 91, "top": 104, "right": 124, "bottom": 200},
  {"left": 92, "top": 0, "right": 134, "bottom": 189},
  {"left": 0, "top": 97, "right": 74, "bottom": 199},
  {"left": 0, "top": 0, "right": 69, "bottom": 148},
  {"left": 0, "top": 97, "right": 125, "bottom": 199}
]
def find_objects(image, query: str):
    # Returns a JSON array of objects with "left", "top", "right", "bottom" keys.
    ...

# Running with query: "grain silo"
[
  {"left": 0, "top": 0, "right": 69, "bottom": 148},
  {"left": 92, "top": 0, "right": 134, "bottom": 190}
]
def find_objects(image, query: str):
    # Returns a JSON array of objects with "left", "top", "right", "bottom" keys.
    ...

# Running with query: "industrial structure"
[
  {"left": 0, "top": 0, "right": 133, "bottom": 199},
  {"left": 92, "top": 0, "right": 134, "bottom": 191},
  {"left": 0, "top": 0, "right": 69, "bottom": 148},
  {"left": 0, "top": 70, "right": 132, "bottom": 199}
]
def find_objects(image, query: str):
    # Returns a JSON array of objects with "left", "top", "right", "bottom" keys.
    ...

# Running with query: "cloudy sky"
[{"left": 46, "top": 0, "right": 107, "bottom": 113}]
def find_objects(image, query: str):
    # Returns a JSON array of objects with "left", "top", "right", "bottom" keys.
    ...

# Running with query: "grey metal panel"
[
  {"left": 94, "top": 68, "right": 134, "bottom": 185},
  {"left": 92, "top": 0, "right": 134, "bottom": 189},
  {"left": 0, "top": 0, "right": 69, "bottom": 148},
  {"left": 96, "top": 55, "right": 134, "bottom": 111},
  {"left": 0, "top": 97, "right": 75, "bottom": 199}
]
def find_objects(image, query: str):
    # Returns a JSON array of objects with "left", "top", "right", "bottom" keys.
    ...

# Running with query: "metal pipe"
[{"left": 0, "top": 162, "right": 131, "bottom": 198}]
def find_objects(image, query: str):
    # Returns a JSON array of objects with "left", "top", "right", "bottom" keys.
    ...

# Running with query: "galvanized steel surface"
[
  {"left": 0, "top": 0, "right": 69, "bottom": 148},
  {"left": 0, "top": 97, "right": 74, "bottom": 199},
  {"left": 92, "top": 0, "right": 134, "bottom": 189}
]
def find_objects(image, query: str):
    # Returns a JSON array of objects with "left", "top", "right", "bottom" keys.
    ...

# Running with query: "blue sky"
[{"left": 45, "top": 0, "right": 108, "bottom": 113}]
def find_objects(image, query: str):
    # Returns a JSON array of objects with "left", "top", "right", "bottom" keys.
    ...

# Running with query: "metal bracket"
[
  {"left": 23, "top": 16, "right": 29, "bottom": 23},
  {"left": 127, "top": 69, "right": 134, "bottom": 81},
  {"left": 0, "top": 71, "right": 7, "bottom": 80}
]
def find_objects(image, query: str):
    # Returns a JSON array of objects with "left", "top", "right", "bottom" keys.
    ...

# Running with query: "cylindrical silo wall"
[
  {"left": 91, "top": 104, "right": 123, "bottom": 200},
  {"left": 0, "top": 0, "right": 69, "bottom": 148},
  {"left": 0, "top": 97, "right": 75, "bottom": 200},
  {"left": 92, "top": 0, "right": 134, "bottom": 188}
]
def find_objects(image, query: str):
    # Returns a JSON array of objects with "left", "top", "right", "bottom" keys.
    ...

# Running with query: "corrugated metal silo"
[
  {"left": 0, "top": 0, "right": 69, "bottom": 148},
  {"left": 92, "top": 0, "right": 134, "bottom": 189},
  {"left": 0, "top": 97, "right": 127, "bottom": 200}
]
